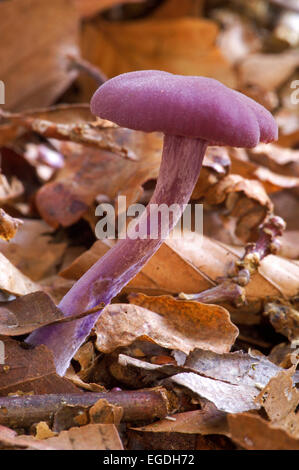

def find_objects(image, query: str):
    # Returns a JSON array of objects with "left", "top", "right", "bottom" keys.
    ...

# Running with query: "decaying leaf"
[
  {"left": 36, "top": 131, "right": 162, "bottom": 227},
  {"left": 60, "top": 229, "right": 299, "bottom": 307},
  {"left": 95, "top": 298, "right": 238, "bottom": 355},
  {"left": 248, "top": 143, "right": 299, "bottom": 177},
  {"left": 0, "top": 219, "right": 67, "bottom": 281},
  {"left": 203, "top": 174, "right": 273, "bottom": 241},
  {"left": 132, "top": 401, "right": 228, "bottom": 436},
  {"left": 0, "top": 253, "right": 39, "bottom": 297},
  {"left": 0, "top": 0, "right": 79, "bottom": 111},
  {"left": 80, "top": 17, "right": 236, "bottom": 99},
  {"left": 117, "top": 348, "right": 283, "bottom": 413},
  {"left": 238, "top": 51, "right": 299, "bottom": 92},
  {"left": 0, "top": 337, "right": 79, "bottom": 396},
  {"left": 0, "top": 291, "right": 99, "bottom": 336},
  {"left": 0, "top": 425, "right": 54, "bottom": 450},
  {"left": 227, "top": 412, "right": 299, "bottom": 450},
  {"left": 45, "top": 424, "right": 124, "bottom": 450},
  {"left": 256, "top": 367, "right": 299, "bottom": 437}
]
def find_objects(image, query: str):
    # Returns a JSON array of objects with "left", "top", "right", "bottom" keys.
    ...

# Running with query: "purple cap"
[{"left": 91, "top": 70, "right": 278, "bottom": 148}]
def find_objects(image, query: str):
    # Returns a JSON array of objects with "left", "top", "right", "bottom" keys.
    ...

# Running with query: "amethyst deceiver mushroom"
[{"left": 27, "top": 71, "right": 278, "bottom": 375}]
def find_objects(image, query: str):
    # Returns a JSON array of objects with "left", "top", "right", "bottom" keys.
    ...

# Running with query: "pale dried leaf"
[{"left": 95, "top": 298, "right": 238, "bottom": 355}]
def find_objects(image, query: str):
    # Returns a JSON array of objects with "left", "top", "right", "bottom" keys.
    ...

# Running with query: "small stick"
[
  {"left": 0, "top": 389, "right": 170, "bottom": 428},
  {"left": 66, "top": 54, "right": 107, "bottom": 85},
  {"left": 179, "top": 281, "right": 245, "bottom": 306},
  {"left": 56, "top": 303, "right": 106, "bottom": 325}
]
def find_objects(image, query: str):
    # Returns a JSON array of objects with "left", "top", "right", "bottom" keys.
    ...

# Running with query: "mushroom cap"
[{"left": 91, "top": 70, "right": 278, "bottom": 148}]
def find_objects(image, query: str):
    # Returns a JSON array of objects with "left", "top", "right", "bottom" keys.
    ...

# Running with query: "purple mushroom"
[{"left": 27, "top": 71, "right": 278, "bottom": 375}]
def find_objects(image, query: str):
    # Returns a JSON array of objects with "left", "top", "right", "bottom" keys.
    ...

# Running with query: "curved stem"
[{"left": 27, "top": 135, "right": 208, "bottom": 375}]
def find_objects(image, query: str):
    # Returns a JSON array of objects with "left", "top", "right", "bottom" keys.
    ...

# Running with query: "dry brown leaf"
[
  {"left": 36, "top": 131, "right": 162, "bottom": 228},
  {"left": 0, "top": 291, "right": 66, "bottom": 336},
  {"left": 256, "top": 367, "right": 299, "bottom": 437},
  {"left": 238, "top": 51, "right": 299, "bottom": 92},
  {"left": 0, "top": 291, "right": 99, "bottom": 336},
  {"left": 0, "top": 337, "right": 79, "bottom": 396},
  {"left": 0, "top": 219, "right": 67, "bottom": 281},
  {"left": 227, "top": 412, "right": 299, "bottom": 450},
  {"left": 117, "top": 354, "right": 261, "bottom": 413},
  {"left": 75, "top": 0, "right": 144, "bottom": 18},
  {"left": 65, "top": 365, "right": 107, "bottom": 392},
  {"left": 248, "top": 143, "right": 299, "bottom": 177},
  {"left": 95, "top": 298, "right": 238, "bottom": 355},
  {"left": 60, "top": 229, "right": 299, "bottom": 305},
  {"left": 203, "top": 174, "right": 273, "bottom": 241},
  {"left": 0, "top": 425, "right": 54, "bottom": 450},
  {"left": 183, "top": 349, "right": 281, "bottom": 388},
  {"left": 45, "top": 424, "right": 123, "bottom": 450},
  {"left": 80, "top": 17, "right": 236, "bottom": 100},
  {"left": 0, "top": 0, "right": 79, "bottom": 111},
  {"left": 132, "top": 402, "right": 228, "bottom": 435},
  {"left": 0, "top": 253, "right": 39, "bottom": 297}
]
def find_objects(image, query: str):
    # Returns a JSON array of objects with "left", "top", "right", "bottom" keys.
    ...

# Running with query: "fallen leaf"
[
  {"left": 0, "top": 253, "right": 39, "bottom": 296},
  {"left": 238, "top": 51, "right": 299, "bottom": 92},
  {"left": 248, "top": 143, "right": 299, "bottom": 177},
  {"left": 118, "top": 348, "right": 282, "bottom": 413},
  {"left": 60, "top": 230, "right": 299, "bottom": 306},
  {"left": 36, "top": 131, "right": 162, "bottom": 227},
  {"left": 132, "top": 401, "right": 228, "bottom": 435},
  {"left": 80, "top": 17, "right": 236, "bottom": 100},
  {"left": 0, "top": 0, "right": 79, "bottom": 111},
  {"left": 256, "top": 367, "right": 299, "bottom": 437},
  {"left": 203, "top": 174, "right": 273, "bottom": 241},
  {"left": 45, "top": 424, "right": 124, "bottom": 450},
  {"left": 0, "top": 425, "right": 54, "bottom": 450},
  {"left": 0, "top": 219, "right": 67, "bottom": 281},
  {"left": 75, "top": 0, "right": 144, "bottom": 19},
  {"left": 227, "top": 412, "right": 299, "bottom": 450},
  {"left": 95, "top": 298, "right": 238, "bottom": 355},
  {"left": 0, "top": 337, "right": 80, "bottom": 396},
  {"left": 0, "top": 291, "right": 97, "bottom": 336}
]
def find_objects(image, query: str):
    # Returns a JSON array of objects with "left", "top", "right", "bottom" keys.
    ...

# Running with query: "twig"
[
  {"left": 0, "top": 389, "right": 170, "bottom": 428},
  {"left": 179, "top": 281, "right": 245, "bottom": 306},
  {"left": 55, "top": 303, "right": 106, "bottom": 325},
  {"left": 66, "top": 54, "right": 107, "bottom": 85}
]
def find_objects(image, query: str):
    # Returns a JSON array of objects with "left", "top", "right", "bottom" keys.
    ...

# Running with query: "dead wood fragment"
[{"left": 0, "top": 389, "right": 171, "bottom": 428}]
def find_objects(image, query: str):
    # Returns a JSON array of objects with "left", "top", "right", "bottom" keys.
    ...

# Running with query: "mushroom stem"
[{"left": 27, "top": 135, "right": 208, "bottom": 375}]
